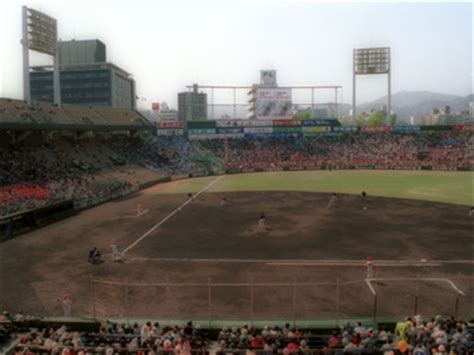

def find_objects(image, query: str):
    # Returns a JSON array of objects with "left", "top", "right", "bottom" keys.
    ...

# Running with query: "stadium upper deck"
[{"left": 0, "top": 98, "right": 151, "bottom": 128}]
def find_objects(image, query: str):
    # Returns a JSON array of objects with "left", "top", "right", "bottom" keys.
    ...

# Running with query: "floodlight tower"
[
  {"left": 352, "top": 47, "right": 391, "bottom": 125},
  {"left": 21, "top": 6, "right": 60, "bottom": 106}
]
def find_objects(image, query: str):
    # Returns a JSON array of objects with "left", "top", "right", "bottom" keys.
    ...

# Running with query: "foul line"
[
  {"left": 122, "top": 175, "right": 225, "bottom": 254},
  {"left": 365, "top": 278, "right": 376, "bottom": 296},
  {"left": 127, "top": 257, "right": 471, "bottom": 268},
  {"left": 267, "top": 262, "right": 442, "bottom": 267}
]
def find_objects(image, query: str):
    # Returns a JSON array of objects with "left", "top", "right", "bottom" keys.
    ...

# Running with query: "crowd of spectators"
[
  {"left": 216, "top": 323, "right": 309, "bottom": 354},
  {"left": 0, "top": 134, "right": 210, "bottom": 219},
  {"left": 1, "top": 311, "right": 473, "bottom": 354},
  {"left": 0, "top": 144, "right": 133, "bottom": 217},
  {"left": 197, "top": 132, "right": 473, "bottom": 171},
  {"left": 104, "top": 136, "right": 208, "bottom": 177},
  {"left": 215, "top": 315, "right": 473, "bottom": 354},
  {"left": 325, "top": 315, "right": 473, "bottom": 354},
  {"left": 0, "top": 134, "right": 211, "bottom": 218},
  {"left": 9, "top": 318, "right": 208, "bottom": 355}
]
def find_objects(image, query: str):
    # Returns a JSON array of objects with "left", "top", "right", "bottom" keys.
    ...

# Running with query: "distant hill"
[{"left": 356, "top": 91, "right": 472, "bottom": 122}]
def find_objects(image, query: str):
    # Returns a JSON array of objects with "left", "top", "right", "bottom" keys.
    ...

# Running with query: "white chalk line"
[
  {"left": 127, "top": 257, "right": 472, "bottom": 267},
  {"left": 365, "top": 278, "right": 376, "bottom": 296},
  {"left": 267, "top": 262, "right": 442, "bottom": 267},
  {"left": 372, "top": 277, "right": 466, "bottom": 296},
  {"left": 122, "top": 175, "right": 225, "bottom": 254}
]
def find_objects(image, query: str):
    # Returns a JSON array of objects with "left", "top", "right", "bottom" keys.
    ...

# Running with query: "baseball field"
[{"left": 1, "top": 170, "right": 472, "bottom": 323}]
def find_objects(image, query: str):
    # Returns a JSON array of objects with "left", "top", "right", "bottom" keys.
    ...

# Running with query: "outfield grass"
[{"left": 151, "top": 171, "right": 473, "bottom": 205}]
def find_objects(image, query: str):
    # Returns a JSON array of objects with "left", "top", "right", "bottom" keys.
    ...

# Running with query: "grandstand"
[{"left": 0, "top": 98, "right": 150, "bottom": 128}]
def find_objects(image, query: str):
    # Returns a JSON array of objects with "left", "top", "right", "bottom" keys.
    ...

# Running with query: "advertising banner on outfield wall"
[
  {"left": 187, "top": 128, "right": 216, "bottom": 135},
  {"left": 244, "top": 132, "right": 274, "bottom": 138},
  {"left": 216, "top": 127, "right": 244, "bottom": 134},
  {"left": 243, "top": 127, "right": 274, "bottom": 134},
  {"left": 156, "top": 120, "right": 185, "bottom": 129},
  {"left": 187, "top": 121, "right": 217, "bottom": 129},
  {"left": 298, "top": 119, "right": 336, "bottom": 126},
  {"left": 419, "top": 125, "right": 454, "bottom": 131},
  {"left": 303, "top": 132, "right": 331, "bottom": 137},
  {"left": 246, "top": 120, "right": 273, "bottom": 127},
  {"left": 453, "top": 124, "right": 474, "bottom": 131},
  {"left": 189, "top": 133, "right": 245, "bottom": 140},
  {"left": 273, "top": 126, "right": 302, "bottom": 133},
  {"left": 271, "top": 132, "right": 301, "bottom": 138},
  {"left": 391, "top": 125, "right": 420, "bottom": 132},
  {"left": 302, "top": 126, "right": 330, "bottom": 133},
  {"left": 360, "top": 126, "right": 390, "bottom": 132},
  {"left": 273, "top": 119, "right": 299, "bottom": 126},
  {"left": 331, "top": 126, "right": 359, "bottom": 133},
  {"left": 215, "top": 120, "right": 247, "bottom": 128},
  {"left": 156, "top": 129, "right": 185, "bottom": 136}
]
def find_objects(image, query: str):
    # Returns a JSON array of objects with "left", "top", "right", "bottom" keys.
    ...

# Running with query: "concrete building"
[
  {"left": 157, "top": 102, "right": 178, "bottom": 121},
  {"left": 58, "top": 39, "right": 106, "bottom": 66},
  {"left": 30, "top": 39, "right": 136, "bottom": 108},
  {"left": 424, "top": 107, "right": 472, "bottom": 125},
  {"left": 177, "top": 84, "right": 208, "bottom": 121}
]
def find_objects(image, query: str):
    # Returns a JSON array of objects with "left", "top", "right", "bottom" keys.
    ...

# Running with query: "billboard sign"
[
  {"left": 216, "top": 127, "right": 244, "bottom": 134},
  {"left": 273, "top": 119, "right": 299, "bottom": 126},
  {"left": 243, "top": 127, "right": 273, "bottom": 134},
  {"left": 354, "top": 47, "right": 390, "bottom": 75},
  {"left": 332, "top": 126, "right": 359, "bottom": 133},
  {"left": 152, "top": 103, "right": 160, "bottom": 111},
  {"left": 302, "top": 126, "right": 330, "bottom": 133},
  {"left": 360, "top": 125, "right": 390, "bottom": 133},
  {"left": 26, "top": 8, "right": 58, "bottom": 56},
  {"left": 255, "top": 88, "right": 292, "bottom": 120},
  {"left": 156, "top": 129, "right": 185, "bottom": 136},
  {"left": 453, "top": 124, "right": 474, "bottom": 132},
  {"left": 156, "top": 120, "right": 185, "bottom": 129},
  {"left": 391, "top": 125, "right": 420, "bottom": 132}
]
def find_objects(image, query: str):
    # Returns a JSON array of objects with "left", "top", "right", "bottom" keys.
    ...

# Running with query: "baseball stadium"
[
  {"left": 1, "top": 97, "right": 473, "bottom": 353},
  {"left": 1, "top": 3, "right": 474, "bottom": 355}
]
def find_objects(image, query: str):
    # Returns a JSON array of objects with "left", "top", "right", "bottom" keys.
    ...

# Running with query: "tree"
[
  {"left": 391, "top": 113, "right": 397, "bottom": 125},
  {"left": 367, "top": 111, "right": 385, "bottom": 126},
  {"left": 293, "top": 111, "right": 311, "bottom": 120}
]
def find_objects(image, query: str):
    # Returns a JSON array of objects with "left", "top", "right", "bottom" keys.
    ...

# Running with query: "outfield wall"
[{"left": 155, "top": 119, "right": 473, "bottom": 139}]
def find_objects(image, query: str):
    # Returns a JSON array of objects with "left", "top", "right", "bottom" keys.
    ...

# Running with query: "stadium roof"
[{"left": 30, "top": 62, "right": 133, "bottom": 78}]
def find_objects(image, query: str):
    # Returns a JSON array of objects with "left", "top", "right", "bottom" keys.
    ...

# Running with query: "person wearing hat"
[
  {"left": 366, "top": 256, "right": 375, "bottom": 279},
  {"left": 62, "top": 293, "right": 72, "bottom": 317},
  {"left": 397, "top": 340, "right": 409, "bottom": 353},
  {"left": 259, "top": 212, "right": 266, "bottom": 229}
]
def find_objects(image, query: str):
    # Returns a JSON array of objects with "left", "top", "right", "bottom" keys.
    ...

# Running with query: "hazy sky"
[{"left": 0, "top": 0, "right": 472, "bottom": 110}]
